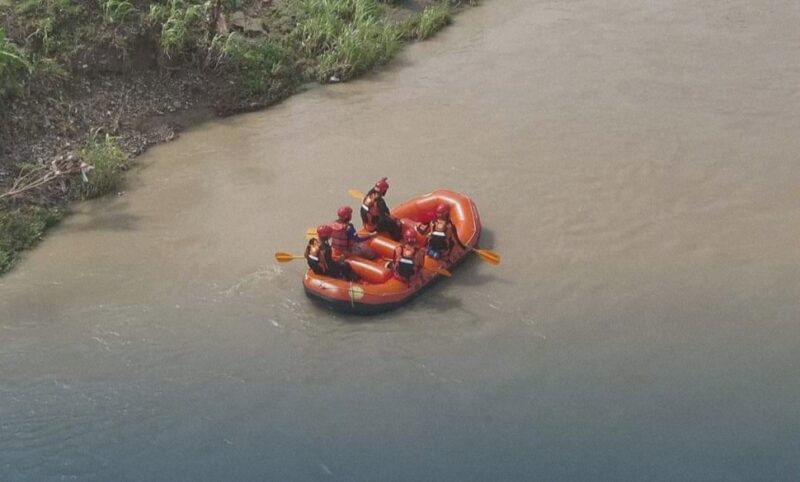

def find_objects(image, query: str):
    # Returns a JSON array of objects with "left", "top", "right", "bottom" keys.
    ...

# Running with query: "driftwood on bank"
[{"left": 0, "top": 154, "right": 93, "bottom": 201}]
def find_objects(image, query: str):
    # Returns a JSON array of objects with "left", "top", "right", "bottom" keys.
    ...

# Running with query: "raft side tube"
[{"left": 348, "top": 258, "right": 392, "bottom": 284}]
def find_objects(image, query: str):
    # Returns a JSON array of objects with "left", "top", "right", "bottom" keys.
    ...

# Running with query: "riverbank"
[{"left": 0, "top": 0, "right": 469, "bottom": 274}]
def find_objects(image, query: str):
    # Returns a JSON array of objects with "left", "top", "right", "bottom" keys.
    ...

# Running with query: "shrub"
[{"left": 78, "top": 134, "right": 127, "bottom": 199}]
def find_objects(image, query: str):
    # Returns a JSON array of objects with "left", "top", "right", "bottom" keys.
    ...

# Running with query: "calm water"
[{"left": 2, "top": 0, "right": 799, "bottom": 480}]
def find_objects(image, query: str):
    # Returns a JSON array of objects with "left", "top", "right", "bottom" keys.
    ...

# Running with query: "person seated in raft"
[
  {"left": 360, "top": 177, "right": 402, "bottom": 241},
  {"left": 331, "top": 206, "right": 378, "bottom": 260},
  {"left": 305, "top": 225, "right": 359, "bottom": 281},
  {"left": 416, "top": 203, "right": 466, "bottom": 260},
  {"left": 391, "top": 229, "right": 426, "bottom": 283}
]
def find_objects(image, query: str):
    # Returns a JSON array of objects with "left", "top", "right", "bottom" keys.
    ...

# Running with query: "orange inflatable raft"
[{"left": 303, "top": 189, "right": 481, "bottom": 314}]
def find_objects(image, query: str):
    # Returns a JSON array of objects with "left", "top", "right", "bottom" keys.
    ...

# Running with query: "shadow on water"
[
  {"left": 476, "top": 227, "right": 497, "bottom": 250},
  {"left": 62, "top": 200, "right": 139, "bottom": 233}
]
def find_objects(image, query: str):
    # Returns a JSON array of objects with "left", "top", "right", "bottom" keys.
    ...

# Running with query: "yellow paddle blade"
[
  {"left": 348, "top": 189, "right": 365, "bottom": 200},
  {"left": 423, "top": 265, "right": 452, "bottom": 277},
  {"left": 275, "top": 252, "right": 304, "bottom": 263},
  {"left": 306, "top": 228, "right": 317, "bottom": 238},
  {"left": 473, "top": 248, "right": 501, "bottom": 265}
]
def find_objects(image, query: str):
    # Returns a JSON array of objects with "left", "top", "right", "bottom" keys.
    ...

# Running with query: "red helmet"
[
  {"left": 337, "top": 206, "right": 353, "bottom": 221},
  {"left": 404, "top": 229, "right": 417, "bottom": 244},
  {"left": 316, "top": 224, "right": 333, "bottom": 239},
  {"left": 436, "top": 203, "right": 450, "bottom": 216},
  {"left": 374, "top": 177, "right": 389, "bottom": 195}
]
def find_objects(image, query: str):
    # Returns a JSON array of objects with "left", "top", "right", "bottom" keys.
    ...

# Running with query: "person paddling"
[
  {"left": 392, "top": 229, "right": 425, "bottom": 283},
  {"left": 416, "top": 203, "right": 465, "bottom": 260},
  {"left": 360, "top": 177, "right": 402, "bottom": 241},
  {"left": 331, "top": 206, "right": 377, "bottom": 259},
  {"left": 305, "top": 225, "right": 358, "bottom": 281}
]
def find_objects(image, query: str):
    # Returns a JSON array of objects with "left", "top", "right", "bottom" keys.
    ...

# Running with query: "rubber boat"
[{"left": 303, "top": 189, "right": 481, "bottom": 314}]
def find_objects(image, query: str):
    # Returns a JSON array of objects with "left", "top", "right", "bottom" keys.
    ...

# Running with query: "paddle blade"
[
  {"left": 275, "top": 252, "right": 304, "bottom": 263},
  {"left": 306, "top": 228, "right": 317, "bottom": 238},
  {"left": 474, "top": 248, "right": 501, "bottom": 265},
  {"left": 424, "top": 265, "right": 452, "bottom": 277},
  {"left": 348, "top": 189, "right": 365, "bottom": 200}
]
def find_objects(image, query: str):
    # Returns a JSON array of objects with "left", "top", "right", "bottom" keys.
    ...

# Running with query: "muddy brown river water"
[{"left": 2, "top": 0, "right": 800, "bottom": 480}]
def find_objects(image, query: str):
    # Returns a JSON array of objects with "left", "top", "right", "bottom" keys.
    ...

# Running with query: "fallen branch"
[{"left": 0, "top": 154, "right": 94, "bottom": 201}]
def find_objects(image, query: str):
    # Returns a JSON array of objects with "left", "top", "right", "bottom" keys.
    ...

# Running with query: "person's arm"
[
  {"left": 319, "top": 247, "right": 333, "bottom": 271},
  {"left": 348, "top": 224, "right": 373, "bottom": 242}
]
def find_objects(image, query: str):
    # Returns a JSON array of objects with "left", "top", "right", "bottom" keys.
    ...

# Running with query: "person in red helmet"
[
  {"left": 331, "top": 206, "right": 377, "bottom": 259},
  {"left": 392, "top": 229, "right": 425, "bottom": 283},
  {"left": 305, "top": 225, "right": 358, "bottom": 281},
  {"left": 360, "top": 177, "right": 402, "bottom": 241},
  {"left": 416, "top": 202, "right": 465, "bottom": 260}
]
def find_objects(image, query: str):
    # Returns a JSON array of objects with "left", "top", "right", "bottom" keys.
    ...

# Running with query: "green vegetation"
[
  {"left": 0, "top": 29, "right": 32, "bottom": 100},
  {"left": 2, "top": 0, "right": 465, "bottom": 101},
  {"left": 292, "top": 0, "right": 401, "bottom": 81},
  {"left": 0, "top": 205, "right": 62, "bottom": 274},
  {"left": 78, "top": 134, "right": 128, "bottom": 199},
  {"left": 223, "top": 35, "right": 299, "bottom": 96},
  {"left": 148, "top": 0, "right": 208, "bottom": 58},
  {"left": 14, "top": 0, "right": 86, "bottom": 58},
  {"left": 408, "top": 2, "right": 453, "bottom": 40},
  {"left": 102, "top": 0, "right": 137, "bottom": 24}
]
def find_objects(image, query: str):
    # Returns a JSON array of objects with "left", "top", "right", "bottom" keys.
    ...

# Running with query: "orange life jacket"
[{"left": 330, "top": 221, "right": 350, "bottom": 251}]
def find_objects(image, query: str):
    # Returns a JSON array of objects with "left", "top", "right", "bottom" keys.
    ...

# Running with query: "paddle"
[
  {"left": 348, "top": 189, "right": 364, "bottom": 200},
  {"left": 306, "top": 227, "right": 379, "bottom": 239},
  {"left": 274, "top": 252, "right": 305, "bottom": 263},
  {"left": 468, "top": 246, "right": 501, "bottom": 265},
  {"left": 422, "top": 265, "right": 452, "bottom": 277}
]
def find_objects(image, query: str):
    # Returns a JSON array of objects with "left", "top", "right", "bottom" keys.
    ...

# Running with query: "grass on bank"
[
  {"left": 221, "top": 34, "right": 299, "bottom": 96},
  {"left": 0, "top": 28, "right": 31, "bottom": 100},
  {"left": 293, "top": 0, "right": 402, "bottom": 81},
  {"left": 401, "top": 1, "right": 453, "bottom": 40},
  {"left": 77, "top": 133, "right": 128, "bottom": 199},
  {"left": 2, "top": 0, "right": 461, "bottom": 102},
  {"left": 0, "top": 205, "right": 61, "bottom": 274}
]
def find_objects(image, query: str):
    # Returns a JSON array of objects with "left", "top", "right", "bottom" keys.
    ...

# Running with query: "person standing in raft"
[
  {"left": 305, "top": 225, "right": 358, "bottom": 281},
  {"left": 360, "top": 177, "right": 402, "bottom": 241},
  {"left": 392, "top": 229, "right": 425, "bottom": 283},
  {"left": 331, "top": 206, "right": 378, "bottom": 260},
  {"left": 416, "top": 203, "right": 465, "bottom": 260}
]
